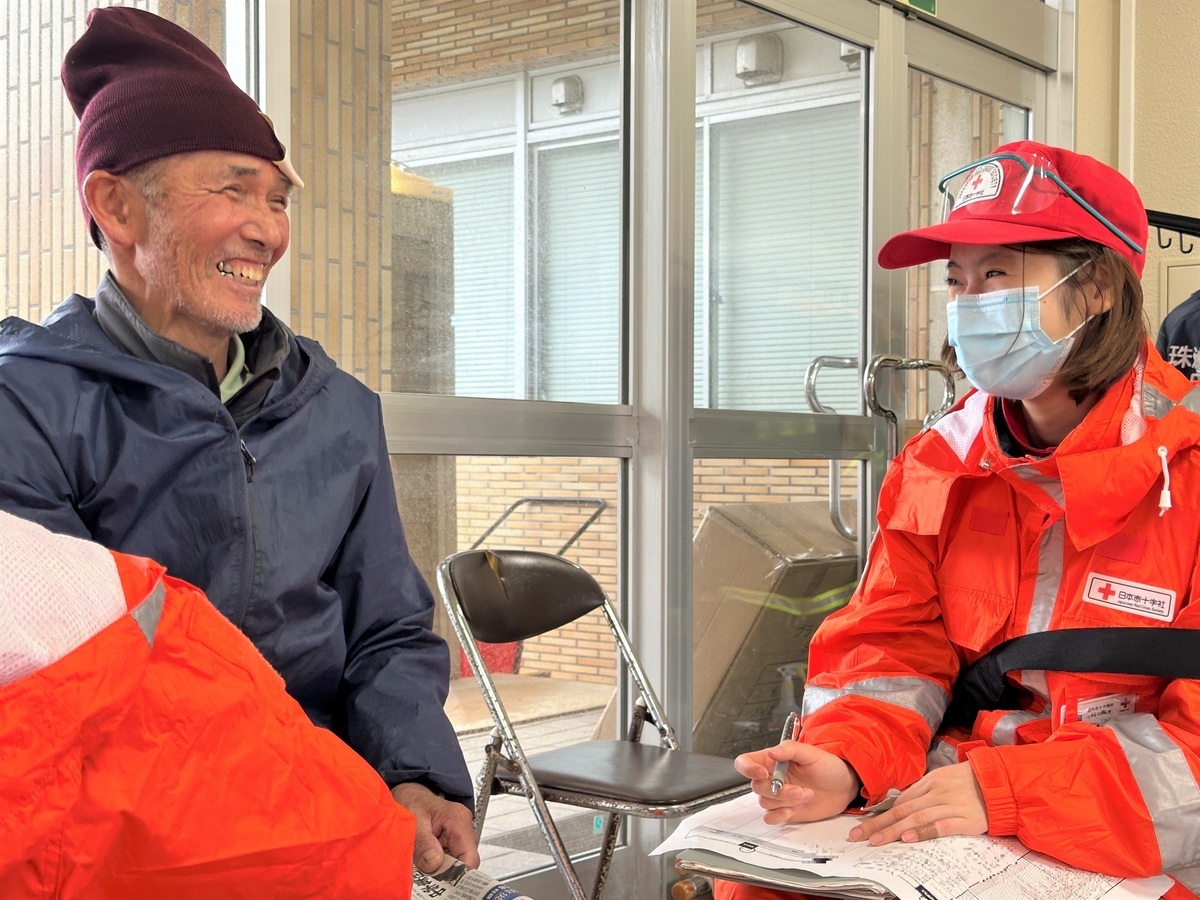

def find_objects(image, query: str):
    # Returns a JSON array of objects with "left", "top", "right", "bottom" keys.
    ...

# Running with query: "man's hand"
[
  {"left": 391, "top": 783, "right": 480, "bottom": 872},
  {"left": 734, "top": 740, "right": 861, "bottom": 824},
  {"left": 848, "top": 762, "right": 986, "bottom": 845}
]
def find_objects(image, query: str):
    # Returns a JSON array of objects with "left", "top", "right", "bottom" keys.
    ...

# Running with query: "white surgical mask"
[{"left": 946, "top": 263, "right": 1088, "bottom": 400}]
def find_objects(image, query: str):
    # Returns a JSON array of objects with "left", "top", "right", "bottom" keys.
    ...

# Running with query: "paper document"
[
  {"left": 653, "top": 793, "right": 1171, "bottom": 900},
  {"left": 412, "top": 858, "right": 534, "bottom": 900}
]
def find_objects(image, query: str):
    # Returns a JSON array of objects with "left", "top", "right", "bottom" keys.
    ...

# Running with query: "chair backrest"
[{"left": 443, "top": 549, "right": 607, "bottom": 645}]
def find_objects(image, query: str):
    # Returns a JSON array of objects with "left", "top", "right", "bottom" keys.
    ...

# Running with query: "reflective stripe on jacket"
[
  {"left": 800, "top": 345, "right": 1200, "bottom": 890},
  {"left": 0, "top": 540, "right": 415, "bottom": 899}
]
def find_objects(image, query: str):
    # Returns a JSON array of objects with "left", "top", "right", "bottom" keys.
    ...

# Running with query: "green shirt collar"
[{"left": 218, "top": 334, "right": 250, "bottom": 404}]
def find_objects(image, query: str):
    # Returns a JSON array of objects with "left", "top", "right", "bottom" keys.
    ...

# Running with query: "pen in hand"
[{"left": 769, "top": 711, "right": 800, "bottom": 797}]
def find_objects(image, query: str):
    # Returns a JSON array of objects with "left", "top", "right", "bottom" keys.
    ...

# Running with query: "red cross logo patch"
[
  {"left": 953, "top": 161, "right": 1003, "bottom": 210},
  {"left": 1084, "top": 573, "right": 1176, "bottom": 622}
]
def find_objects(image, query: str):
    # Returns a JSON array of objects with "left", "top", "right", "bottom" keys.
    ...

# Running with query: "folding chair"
[{"left": 437, "top": 549, "right": 750, "bottom": 900}]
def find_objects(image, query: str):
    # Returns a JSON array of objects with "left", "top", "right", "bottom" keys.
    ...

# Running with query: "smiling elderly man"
[{"left": 0, "top": 6, "right": 476, "bottom": 874}]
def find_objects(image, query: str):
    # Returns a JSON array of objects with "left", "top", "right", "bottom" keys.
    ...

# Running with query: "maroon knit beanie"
[{"left": 63, "top": 6, "right": 302, "bottom": 247}]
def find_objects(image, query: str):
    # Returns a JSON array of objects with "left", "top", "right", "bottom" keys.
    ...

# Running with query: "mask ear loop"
[{"left": 1035, "top": 260, "right": 1090, "bottom": 304}]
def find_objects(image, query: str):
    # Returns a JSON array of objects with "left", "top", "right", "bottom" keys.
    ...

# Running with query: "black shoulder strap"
[{"left": 944, "top": 628, "right": 1200, "bottom": 729}]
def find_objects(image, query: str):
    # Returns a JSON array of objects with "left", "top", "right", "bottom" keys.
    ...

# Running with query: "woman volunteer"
[{"left": 718, "top": 141, "right": 1200, "bottom": 900}]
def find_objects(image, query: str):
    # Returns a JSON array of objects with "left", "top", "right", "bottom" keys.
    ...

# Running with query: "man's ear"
[{"left": 82, "top": 170, "right": 141, "bottom": 249}]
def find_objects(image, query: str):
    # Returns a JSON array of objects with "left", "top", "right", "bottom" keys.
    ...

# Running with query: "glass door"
[
  {"left": 684, "top": 0, "right": 1051, "bottom": 840},
  {"left": 688, "top": 0, "right": 873, "bottom": 763}
]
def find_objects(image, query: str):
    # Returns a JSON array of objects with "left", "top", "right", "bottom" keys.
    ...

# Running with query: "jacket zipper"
[{"left": 240, "top": 440, "right": 256, "bottom": 483}]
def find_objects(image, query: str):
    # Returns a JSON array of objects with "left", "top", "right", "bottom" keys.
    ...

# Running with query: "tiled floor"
[{"left": 447, "top": 674, "right": 615, "bottom": 878}]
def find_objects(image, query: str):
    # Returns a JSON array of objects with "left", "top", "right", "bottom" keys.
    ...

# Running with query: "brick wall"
[
  {"left": 438, "top": 455, "right": 861, "bottom": 686},
  {"left": 390, "top": 0, "right": 777, "bottom": 91},
  {"left": 453, "top": 456, "right": 621, "bottom": 686},
  {"left": 694, "top": 458, "right": 860, "bottom": 531}
]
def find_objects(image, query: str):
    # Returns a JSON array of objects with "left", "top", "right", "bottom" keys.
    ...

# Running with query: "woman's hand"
[
  {"left": 848, "top": 762, "right": 987, "bottom": 845},
  {"left": 734, "top": 741, "right": 861, "bottom": 824}
]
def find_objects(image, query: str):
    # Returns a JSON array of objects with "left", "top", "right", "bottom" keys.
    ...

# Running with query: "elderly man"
[{"left": 0, "top": 6, "right": 476, "bottom": 873}]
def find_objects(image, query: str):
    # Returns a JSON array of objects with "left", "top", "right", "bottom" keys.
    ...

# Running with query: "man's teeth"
[{"left": 217, "top": 261, "right": 264, "bottom": 283}]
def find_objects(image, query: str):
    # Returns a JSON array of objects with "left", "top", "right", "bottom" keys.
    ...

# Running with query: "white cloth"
[{"left": 0, "top": 511, "right": 125, "bottom": 686}]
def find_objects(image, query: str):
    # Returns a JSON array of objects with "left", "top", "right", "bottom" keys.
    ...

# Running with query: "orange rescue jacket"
[
  {"left": 0, "top": 545, "right": 415, "bottom": 899},
  {"left": 800, "top": 346, "right": 1200, "bottom": 894}
]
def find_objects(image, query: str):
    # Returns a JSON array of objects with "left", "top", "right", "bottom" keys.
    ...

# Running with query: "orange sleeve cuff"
[{"left": 966, "top": 746, "right": 1018, "bottom": 836}]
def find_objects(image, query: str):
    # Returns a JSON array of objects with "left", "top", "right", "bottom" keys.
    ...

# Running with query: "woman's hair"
[{"left": 939, "top": 238, "right": 1149, "bottom": 403}]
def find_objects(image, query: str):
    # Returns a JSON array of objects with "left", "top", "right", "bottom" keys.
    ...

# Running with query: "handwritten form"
[{"left": 653, "top": 793, "right": 1171, "bottom": 900}]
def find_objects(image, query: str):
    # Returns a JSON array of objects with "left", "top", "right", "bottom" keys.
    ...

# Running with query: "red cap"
[
  {"left": 878, "top": 141, "right": 1148, "bottom": 276},
  {"left": 63, "top": 7, "right": 303, "bottom": 246}
]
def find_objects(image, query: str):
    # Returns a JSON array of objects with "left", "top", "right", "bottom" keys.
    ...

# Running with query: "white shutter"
[
  {"left": 535, "top": 140, "right": 621, "bottom": 403},
  {"left": 707, "top": 103, "right": 863, "bottom": 412},
  {"left": 417, "top": 156, "right": 517, "bottom": 399}
]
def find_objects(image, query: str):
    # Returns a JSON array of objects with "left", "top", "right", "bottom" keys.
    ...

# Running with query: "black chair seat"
[{"left": 496, "top": 740, "right": 745, "bottom": 804}]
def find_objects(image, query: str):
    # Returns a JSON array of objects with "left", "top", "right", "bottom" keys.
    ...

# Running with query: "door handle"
[
  {"left": 803, "top": 355, "right": 859, "bottom": 541},
  {"left": 863, "top": 356, "right": 956, "bottom": 462}
]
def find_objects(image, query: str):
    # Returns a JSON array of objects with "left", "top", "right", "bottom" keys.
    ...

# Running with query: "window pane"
[
  {"left": 710, "top": 108, "right": 861, "bottom": 411},
  {"left": 393, "top": 454, "right": 622, "bottom": 880},
  {"left": 536, "top": 140, "right": 621, "bottom": 402},
  {"left": 695, "top": 3, "right": 867, "bottom": 413},
  {"left": 415, "top": 156, "right": 517, "bottom": 398},
  {"left": 391, "top": 3, "right": 622, "bottom": 401},
  {"left": 691, "top": 458, "right": 861, "bottom": 757}
]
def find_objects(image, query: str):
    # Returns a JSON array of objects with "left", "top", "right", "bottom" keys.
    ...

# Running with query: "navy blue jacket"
[
  {"left": 1157, "top": 289, "right": 1200, "bottom": 382},
  {"left": 0, "top": 295, "right": 472, "bottom": 806}
]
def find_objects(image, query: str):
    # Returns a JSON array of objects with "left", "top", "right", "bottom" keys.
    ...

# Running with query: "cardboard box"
[{"left": 692, "top": 501, "right": 858, "bottom": 757}]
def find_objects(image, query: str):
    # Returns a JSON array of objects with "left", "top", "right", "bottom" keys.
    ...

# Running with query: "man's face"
[{"left": 133, "top": 150, "right": 291, "bottom": 342}]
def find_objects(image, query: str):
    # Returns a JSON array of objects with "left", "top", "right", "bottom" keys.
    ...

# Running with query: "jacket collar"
[
  {"left": 93, "top": 272, "right": 291, "bottom": 403},
  {"left": 890, "top": 345, "right": 1200, "bottom": 548},
  {"left": 1, "top": 291, "right": 334, "bottom": 425},
  {"left": 1050, "top": 347, "right": 1200, "bottom": 547}
]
